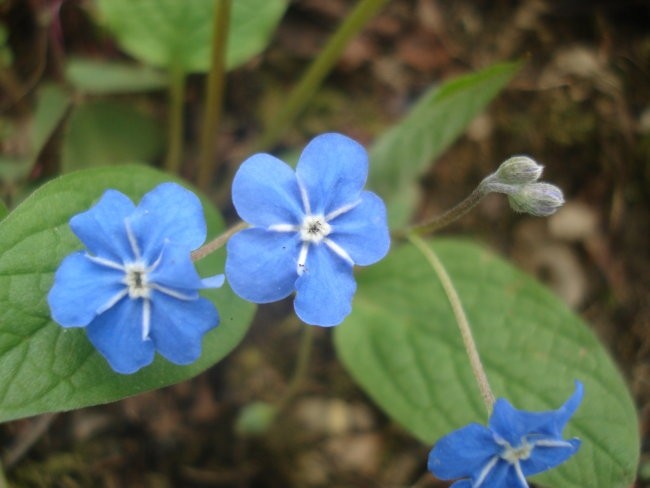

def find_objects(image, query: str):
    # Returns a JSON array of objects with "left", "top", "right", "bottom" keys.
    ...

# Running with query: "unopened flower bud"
[
  {"left": 495, "top": 156, "right": 543, "bottom": 185},
  {"left": 508, "top": 182, "right": 564, "bottom": 217}
]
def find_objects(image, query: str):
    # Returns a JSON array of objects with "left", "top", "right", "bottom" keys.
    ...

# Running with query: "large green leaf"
[
  {"left": 335, "top": 239, "right": 638, "bottom": 488},
  {"left": 95, "top": 0, "right": 288, "bottom": 73},
  {"left": 0, "top": 166, "right": 255, "bottom": 422},
  {"left": 61, "top": 101, "right": 163, "bottom": 172},
  {"left": 65, "top": 58, "right": 168, "bottom": 94},
  {"left": 368, "top": 62, "right": 520, "bottom": 227},
  {"left": 0, "top": 199, "right": 7, "bottom": 220}
]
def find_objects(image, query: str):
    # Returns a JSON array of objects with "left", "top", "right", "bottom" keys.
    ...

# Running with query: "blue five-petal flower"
[
  {"left": 225, "top": 133, "right": 390, "bottom": 326},
  {"left": 47, "top": 183, "right": 223, "bottom": 374},
  {"left": 428, "top": 381, "right": 584, "bottom": 488}
]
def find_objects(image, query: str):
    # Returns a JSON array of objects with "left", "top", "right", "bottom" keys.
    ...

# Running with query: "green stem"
[
  {"left": 407, "top": 233, "right": 495, "bottom": 414},
  {"left": 406, "top": 181, "right": 489, "bottom": 236},
  {"left": 276, "top": 324, "right": 315, "bottom": 413},
  {"left": 196, "top": 0, "right": 232, "bottom": 191},
  {"left": 164, "top": 67, "right": 187, "bottom": 174},
  {"left": 191, "top": 220, "right": 247, "bottom": 262},
  {"left": 256, "top": 0, "right": 389, "bottom": 149}
]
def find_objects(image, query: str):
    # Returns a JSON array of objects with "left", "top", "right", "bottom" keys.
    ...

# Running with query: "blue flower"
[
  {"left": 225, "top": 133, "right": 390, "bottom": 326},
  {"left": 48, "top": 183, "right": 224, "bottom": 374},
  {"left": 428, "top": 381, "right": 583, "bottom": 488}
]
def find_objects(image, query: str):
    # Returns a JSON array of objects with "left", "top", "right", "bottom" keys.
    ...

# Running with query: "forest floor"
[{"left": 1, "top": 0, "right": 649, "bottom": 486}]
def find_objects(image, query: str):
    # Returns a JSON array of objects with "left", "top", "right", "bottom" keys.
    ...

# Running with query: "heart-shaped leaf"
[
  {"left": 335, "top": 238, "right": 638, "bottom": 488},
  {"left": 95, "top": 0, "right": 288, "bottom": 73},
  {"left": 0, "top": 165, "right": 255, "bottom": 422}
]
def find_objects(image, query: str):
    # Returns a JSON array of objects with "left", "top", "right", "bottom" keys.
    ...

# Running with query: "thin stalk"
[
  {"left": 407, "top": 233, "right": 495, "bottom": 414},
  {"left": 191, "top": 221, "right": 247, "bottom": 262},
  {"left": 407, "top": 181, "right": 489, "bottom": 236},
  {"left": 256, "top": 0, "right": 390, "bottom": 150},
  {"left": 164, "top": 67, "right": 187, "bottom": 174},
  {"left": 276, "top": 324, "right": 315, "bottom": 413},
  {"left": 196, "top": 0, "right": 232, "bottom": 191}
]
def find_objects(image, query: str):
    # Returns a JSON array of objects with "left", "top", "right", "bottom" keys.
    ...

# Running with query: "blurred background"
[{"left": 1, "top": 0, "right": 649, "bottom": 486}]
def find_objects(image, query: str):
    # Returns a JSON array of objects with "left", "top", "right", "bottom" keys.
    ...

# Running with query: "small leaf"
[
  {"left": 32, "top": 84, "right": 70, "bottom": 158},
  {"left": 335, "top": 238, "right": 639, "bottom": 488},
  {"left": 95, "top": 0, "right": 288, "bottom": 73},
  {"left": 62, "top": 101, "right": 163, "bottom": 171},
  {"left": 368, "top": 62, "right": 520, "bottom": 227},
  {"left": 0, "top": 165, "right": 255, "bottom": 422},
  {"left": 65, "top": 58, "right": 168, "bottom": 94}
]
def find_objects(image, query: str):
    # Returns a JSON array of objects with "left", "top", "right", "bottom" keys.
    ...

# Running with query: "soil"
[{"left": 1, "top": 0, "right": 649, "bottom": 486}]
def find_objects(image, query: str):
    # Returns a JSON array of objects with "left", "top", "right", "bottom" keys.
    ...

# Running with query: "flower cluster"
[
  {"left": 428, "top": 381, "right": 583, "bottom": 487},
  {"left": 48, "top": 183, "right": 223, "bottom": 374},
  {"left": 225, "top": 133, "right": 390, "bottom": 326}
]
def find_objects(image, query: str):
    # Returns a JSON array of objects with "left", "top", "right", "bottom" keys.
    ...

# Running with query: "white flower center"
[
  {"left": 124, "top": 262, "right": 151, "bottom": 299},
  {"left": 500, "top": 439, "right": 533, "bottom": 463},
  {"left": 300, "top": 215, "right": 331, "bottom": 243}
]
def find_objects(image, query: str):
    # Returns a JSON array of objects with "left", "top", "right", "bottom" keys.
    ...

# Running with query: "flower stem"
[
  {"left": 196, "top": 0, "right": 231, "bottom": 191},
  {"left": 191, "top": 221, "right": 247, "bottom": 262},
  {"left": 276, "top": 324, "right": 315, "bottom": 413},
  {"left": 407, "top": 233, "right": 495, "bottom": 414},
  {"left": 164, "top": 67, "right": 187, "bottom": 174},
  {"left": 407, "top": 180, "right": 489, "bottom": 236},
  {"left": 255, "top": 0, "right": 389, "bottom": 150}
]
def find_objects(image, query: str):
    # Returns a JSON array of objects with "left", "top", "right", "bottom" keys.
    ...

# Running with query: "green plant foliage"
[
  {"left": 335, "top": 238, "right": 639, "bottom": 488},
  {"left": 0, "top": 199, "right": 7, "bottom": 220},
  {"left": 368, "top": 62, "right": 520, "bottom": 227},
  {"left": 95, "top": 0, "right": 288, "bottom": 73},
  {"left": 65, "top": 58, "right": 168, "bottom": 94},
  {"left": 62, "top": 101, "right": 163, "bottom": 172},
  {"left": 0, "top": 166, "right": 255, "bottom": 422}
]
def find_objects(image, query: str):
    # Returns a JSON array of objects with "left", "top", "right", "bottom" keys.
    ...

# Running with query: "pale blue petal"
[
  {"left": 328, "top": 191, "right": 389, "bottom": 265},
  {"left": 48, "top": 252, "right": 125, "bottom": 327},
  {"left": 294, "top": 243, "right": 356, "bottom": 326},
  {"left": 477, "top": 460, "right": 517, "bottom": 488},
  {"left": 86, "top": 298, "right": 155, "bottom": 374},
  {"left": 295, "top": 133, "right": 368, "bottom": 215},
  {"left": 129, "top": 183, "right": 207, "bottom": 262},
  {"left": 69, "top": 189, "right": 135, "bottom": 262},
  {"left": 232, "top": 153, "right": 304, "bottom": 227},
  {"left": 449, "top": 481, "right": 472, "bottom": 488},
  {"left": 490, "top": 382, "right": 584, "bottom": 444},
  {"left": 150, "top": 294, "right": 218, "bottom": 365},
  {"left": 148, "top": 242, "right": 202, "bottom": 294},
  {"left": 226, "top": 228, "right": 300, "bottom": 303},
  {"left": 521, "top": 438, "right": 581, "bottom": 476},
  {"left": 428, "top": 423, "right": 500, "bottom": 480}
]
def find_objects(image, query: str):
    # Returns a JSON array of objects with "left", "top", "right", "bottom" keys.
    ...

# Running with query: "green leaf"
[
  {"left": 0, "top": 199, "right": 7, "bottom": 220},
  {"left": 32, "top": 84, "right": 70, "bottom": 157},
  {"left": 95, "top": 0, "right": 288, "bottom": 73},
  {"left": 65, "top": 58, "right": 168, "bottom": 94},
  {"left": 62, "top": 101, "right": 163, "bottom": 172},
  {"left": 335, "top": 238, "right": 639, "bottom": 488},
  {"left": 368, "top": 62, "right": 520, "bottom": 227},
  {"left": 0, "top": 165, "right": 255, "bottom": 422}
]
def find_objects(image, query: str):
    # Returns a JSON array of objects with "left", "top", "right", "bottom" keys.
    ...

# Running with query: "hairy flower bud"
[
  {"left": 508, "top": 182, "right": 565, "bottom": 217},
  {"left": 495, "top": 156, "right": 543, "bottom": 185}
]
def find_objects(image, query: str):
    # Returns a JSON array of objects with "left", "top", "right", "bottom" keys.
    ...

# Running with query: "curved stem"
[
  {"left": 407, "top": 233, "right": 495, "bottom": 414},
  {"left": 276, "top": 324, "right": 315, "bottom": 413},
  {"left": 255, "top": 0, "right": 389, "bottom": 150},
  {"left": 191, "top": 221, "right": 247, "bottom": 262},
  {"left": 196, "top": 0, "right": 231, "bottom": 191}
]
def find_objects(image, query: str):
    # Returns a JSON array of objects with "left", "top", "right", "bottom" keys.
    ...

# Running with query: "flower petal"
[
  {"left": 328, "top": 191, "right": 390, "bottom": 265},
  {"left": 149, "top": 294, "right": 218, "bottom": 365},
  {"left": 520, "top": 438, "right": 581, "bottom": 476},
  {"left": 490, "top": 382, "right": 584, "bottom": 444},
  {"left": 487, "top": 462, "right": 528, "bottom": 488},
  {"left": 69, "top": 189, "right": 135, "bottom": 262},
  {"left": 294, "top": 243, "right": 356, "bottom": 326},
  {"left": 428, "top": 423, "right": 500, "bottom": 480},
  {"left": 48, "top": 252, "right": 125, "bottom": 327},
  {"left": 129, "top": 183, "right": 207, "bottom": 262},
  {"left": 148, "top": 241, "right": 203, "bottom": 294},
  {"left": 232, "top": 153, "right": 304, "bottom": 227},
  {"left": 86, "top": 298, "right": 155, "bottom": 374},
  {"left": 226, "top": 228, "right": 300, "bottom": 303},
  {"left": 295, "top": 133, "right": 368, "bottom": 215}
]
